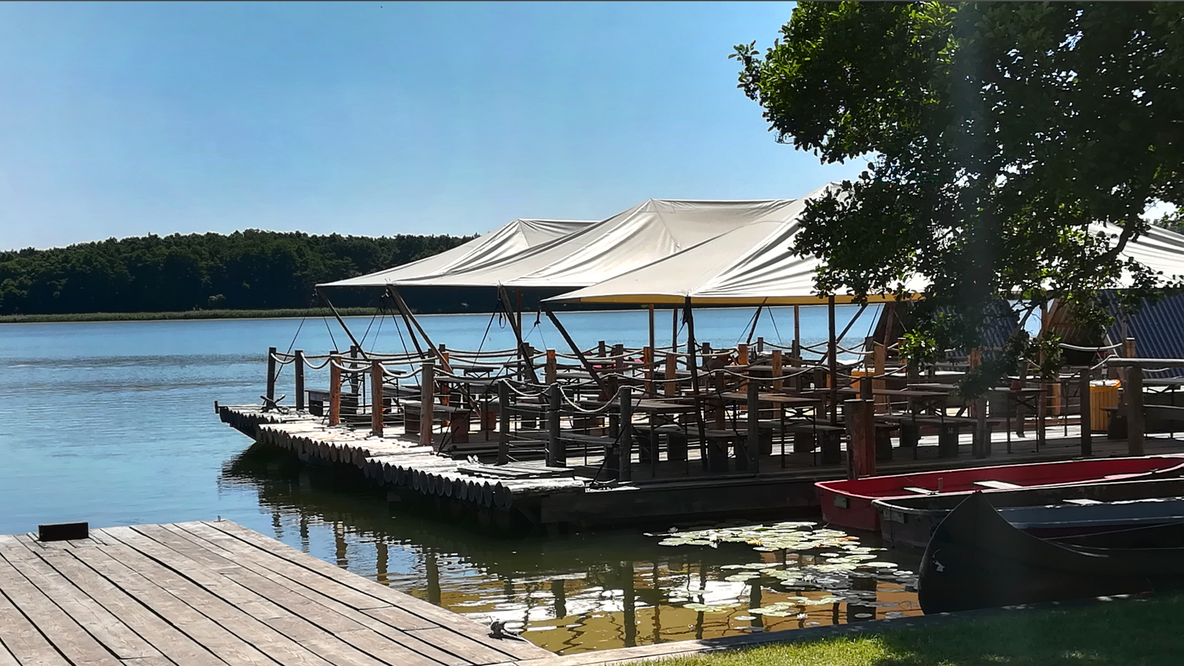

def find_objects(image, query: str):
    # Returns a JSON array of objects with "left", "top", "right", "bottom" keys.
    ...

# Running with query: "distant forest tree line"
[{"left": 0, "top": 230, "right": 479, "bottom": 315}]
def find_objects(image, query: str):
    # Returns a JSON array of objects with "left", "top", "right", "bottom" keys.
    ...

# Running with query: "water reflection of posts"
[
  {"left": 377, "top": 539, "right": 389, "bottom": 587},
  {"left": 552, "top": 579, "right": 567, "bottom": 619},
  {"left": 426, "top": 551, "right": 441, "bottom": 605},
  {"left": 334, "top": 522, "right": 348, "bottom": 569},
  {"left": 749, "top": 580, "right": 763, "bottom": 630},
  {"left": 622, "top": 561, "right": 636, "bottom": 647}
]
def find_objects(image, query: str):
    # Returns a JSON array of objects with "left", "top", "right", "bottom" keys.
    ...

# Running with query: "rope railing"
[{"left": 1059, "top": 341, "right": 1124, "bottom": 352}]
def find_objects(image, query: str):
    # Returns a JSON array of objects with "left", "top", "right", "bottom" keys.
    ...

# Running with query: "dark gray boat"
[{"left": 875, "top": 476, "right": 1184, "bottom": 549}]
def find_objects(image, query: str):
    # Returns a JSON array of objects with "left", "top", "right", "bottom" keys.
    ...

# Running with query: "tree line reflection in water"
[{"left": 221, "top": 444, "right": 921, "bottom": 655}]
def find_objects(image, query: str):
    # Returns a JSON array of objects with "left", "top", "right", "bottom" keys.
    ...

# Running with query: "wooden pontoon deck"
[{"left": 0, "top": 520, "right": 549, "bottom": 666}]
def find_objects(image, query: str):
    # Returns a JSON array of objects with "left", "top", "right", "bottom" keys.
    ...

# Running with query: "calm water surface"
[{"left": 0, "top": 307, "right": 922, "bottom": 654}]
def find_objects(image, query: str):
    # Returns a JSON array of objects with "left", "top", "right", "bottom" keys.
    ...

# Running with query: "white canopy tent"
[
  {"left": 380, "top": 196, "right": 818, "bottom": 289},
  {"left": 319, "top": 218, "right": 594, "bottom": 288}
]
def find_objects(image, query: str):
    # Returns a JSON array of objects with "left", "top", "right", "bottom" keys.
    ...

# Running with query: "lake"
[{"left": 0, "top": 306, "right": 922, "bottom": 654}]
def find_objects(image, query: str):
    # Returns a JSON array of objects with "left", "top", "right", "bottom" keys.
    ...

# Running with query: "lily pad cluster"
[{"left": 652, "top": 520, "right": 920, "bottom": 616}]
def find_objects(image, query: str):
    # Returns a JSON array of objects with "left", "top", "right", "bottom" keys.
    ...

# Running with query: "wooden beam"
[
  {"left": 419, "top": 360, "right": 435, "bottom": 448},
  {"left": 328, "top": 353, "right": 341, "bottom": 426},
  {"left": 1127, "top": 365, "right": 1144, "bottom": 456},
  {"left": 497, "top": 381, "right": 510, "bottom": 466},
  {"left": 316, "top": 288, "right": 365, "bottom": 354},
  {"left": 542, "top": 306, "right": 606, "bottom": 394},
  {"left": 684, "top": 297, "right": 708, "bottom": 469},
  {"left": 294, "top": 350, "right": 305, "bottom": 412},
  {"left": 266, "top": 346, "right": 277, "bottom": 402},
  {"left": 370, "top": 359, "right": 384, "bottom": 437},
  {"left": 620, "top": 386, "right": 633, "bottom": 482},
  {"left": 498, "top": 286, "right": 539, "bottom": 385},
  {"left": 1080, "top": 371, "right": 1092, "bottom": 457}
]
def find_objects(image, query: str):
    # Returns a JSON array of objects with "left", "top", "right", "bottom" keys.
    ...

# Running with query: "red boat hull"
[{"left": 817, "top": 456, "right": 1184, "bottom": 532}]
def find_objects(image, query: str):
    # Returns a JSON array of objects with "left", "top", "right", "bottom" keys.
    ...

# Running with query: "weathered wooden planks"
[{"left": 0, "top": 521, "right": 551, "bottom": 666}]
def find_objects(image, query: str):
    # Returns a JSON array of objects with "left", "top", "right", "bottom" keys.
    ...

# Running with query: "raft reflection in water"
[
  {"left": 918, "top": 493, "right": 1184, "bottom": 614},
  {"left": 220, "top": 443, "right": 921, "bottom": 654}
]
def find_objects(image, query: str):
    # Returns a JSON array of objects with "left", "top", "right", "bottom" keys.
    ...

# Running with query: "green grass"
[
  {"left": 642, "top": 594, "right": 1184, "bottom": 666},
  {"left": 0, "top": 307, "right": 382, "bottom": 323}
]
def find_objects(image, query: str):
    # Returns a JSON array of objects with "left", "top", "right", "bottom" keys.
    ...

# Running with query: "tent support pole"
[
  {"left": 828, "top": 295, "right": 839, "bottom": 426},
  {"left": 746, "top": 305, "right": 764, "bottom": 346},
  {"left": 684, "top": 297, "right": 708, "bottom": 471},
  {"left": 648, "top": 305, "right": 656, "bottom": 355},
  {"left": 388, "top": 286, "right": 457, "bottom": 374},
  {"left": 672, "top": 307, "right": 679, "bottom": 353},
  {"left": 316, "top": 289, "right": 366, "bottom": 355},
  {"left": 499, "top": 286, "right": 540, "bottom": 385},
  {"left": 543, "top": 306, "right": 606, "bottom": 395},
  {"left": 793, "top": 305, "right": 801, "bottom": 356},
  {"left": 819, "top": 302, "right": 868, "bottom": 366},
  {"left": 384, "top": 287, "right": 426, "bottom": 359}
]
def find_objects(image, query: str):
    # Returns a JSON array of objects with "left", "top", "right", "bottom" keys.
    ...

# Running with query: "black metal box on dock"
[{"left": 39, "top": 521, "right": 88, "bottom": 541}]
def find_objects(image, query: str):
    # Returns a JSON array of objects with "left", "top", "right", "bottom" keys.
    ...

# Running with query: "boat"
[
  {"left": 917, "top": 492, "right": 1184, "bottom": 613},
  {"left": 875, "top": 475, "right": 1184, "bottom": 549},
  {"left": 815, "top": 455, "right": 1184, "bottom": 532}
]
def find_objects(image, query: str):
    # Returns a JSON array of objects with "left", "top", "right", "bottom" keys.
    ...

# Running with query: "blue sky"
[{"left": 0, "top": 2, "right": 863, "bottom": 251}]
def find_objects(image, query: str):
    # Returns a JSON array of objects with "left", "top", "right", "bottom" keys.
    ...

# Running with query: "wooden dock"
[
  {"left": 218, "top": 403, "right": 1184, "bottom": 531},
  {"left": 0, "top": 520, "right": 550, "bottom": 666}
]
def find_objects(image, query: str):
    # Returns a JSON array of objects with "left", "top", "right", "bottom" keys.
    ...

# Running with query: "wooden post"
[
  {"left": 747, "top": 378, "right": 760, "bottom": 474},
  {"left": 846, "top": 399, "right": 876, "bottom": 479},
  {"left": 1127, "top": 365, "right": 1144, "bottom": 456},
  {"left": 643, "top": 346, "right": 653, "bottom": 397},
  {"left": 349, "top": 345, "right": 360, "bottom": 395},
  {"left": 328, "top": 353, "right": 341, "bottom": 426},
  {"left": 873, "top": 343, "right": 887, "bottom": 413},
  {"left": 737, "top": 343, "right": 749, "bottom": 367},
  {"left": 294, "top": 350, "right": 305, "bottom": 412},
  {"left": 545, "top": 349, "right": 557, "bottom": 385},
  {"left": 598, "top": 340, "right": 607, "bottom": 359},
  {"left": 648, "top": 304, "right": 656, "bottom": 361},
  {"left": 266, "top": 346, "right": 277, "bottom": 403},
  {"left": 672, "top": 308, "right": 679, "bottom": 353},
  {"left": 371, "top": 359, "right": 384, "bottom": 436},
  {"left": 771, "top": 350, "right": 783, "bottom": 392},
  {"left": 1080, "top": 370, "right": 1092, "bottom": 457},
  {"left": 969, "top": 348, "right": 988, "bottom": 458},
  {"left": 547, "top": 383, "right": 563, "bottom": 468},
  {"left": 756, "top": 336, "right": 764, "bottom": 354},
  {"left": 419, "top": 360, "right": 435, "bottom": 448},
  {"left": 828, "top": 296, "right": 839, "bottom": 425},
  {"left": 664, "top": 353, "right": 677, "bottom": 397},
  {"left": 793, "top": 305, "right": 801, "bottom": 357},
  {"left": 439, "top": 348, "right": 450, "bottom": 427},
  {"left": 497, "top": 381, "right": 510, "bottom": 465},
  {"left": 620, "top": 387, "right": 633, "bottom": 482}
]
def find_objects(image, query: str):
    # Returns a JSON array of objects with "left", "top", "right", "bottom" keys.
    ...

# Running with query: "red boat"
[{"left": 816, "top": 456, "right": 1184, "bottom": 532}]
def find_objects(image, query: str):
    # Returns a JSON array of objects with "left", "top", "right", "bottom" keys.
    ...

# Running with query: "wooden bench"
[
  {"left": 402, "top": 400, "right": 473, "bottom": 445},
  {"left": 306, "top": 389, "right": 358, "bottom": 417}
]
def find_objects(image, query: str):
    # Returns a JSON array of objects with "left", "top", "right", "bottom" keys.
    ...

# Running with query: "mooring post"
[
  {"left": 349, "top": 345, "right": 360, "bottom": 396},
  {"left": 771, "top": 350, "right": 783, "bottom": 392},
  {"left": 756, "top": 336, "right": 764, "bottom": 355},
  {"left": 846, "top": 398, "right": 876, "bottom": 479},
  {"left": 1127, "top": 364, "right": 1144, "bottom": 456},
  {"left": 620, "top": 386, "right": 633, "bottom": 482},
  {"left": 497, "top": 381, "right": 510, "bottom": 466},
  {"left": 266, "top": 346, "right": 277, "bottom": 403},
  {"left": 545, "top": 349, "right": 557, "bottom": 385},
  {"left": 1080, "top": 369, "right": 1092, "bottom": 457},
  {"left": 747, "top": 378, "right": 760, "bottom": 474},
  {"left": 329, "top": 353, "right": 341, "bottom": 427},
  {"left": 665, "top": 353, "right": 677, "bottom": 397},
  {"left": 642, "top": 346, "right": 653, "bottom": 397},
  {"left": 547, "top": 383, "right": 563, "bottom": 468},
  {"left": 294, "top": 350, "right": 305, "bottom": 412},
  {"left": 371, "top": 359, "right": 384, "bottom": 436},
  {"left": 420, "top": 360, "right": 435, "bottom": 448}
]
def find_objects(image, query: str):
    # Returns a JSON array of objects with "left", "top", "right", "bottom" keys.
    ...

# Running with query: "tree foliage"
[
  {"left": 0, "top": 230, "right": 473, "bottom": 315},
  {"left": 734, "top": 2, "right": 1184, "bottom": 391}
]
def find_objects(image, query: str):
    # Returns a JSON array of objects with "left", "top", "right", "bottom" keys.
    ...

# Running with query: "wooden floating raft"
[
  {"left": 0, "top": 519, "right": 550, "bottom": 666},
  {"left": 219, "top": 404, "right": 586, "bottom": 511}
]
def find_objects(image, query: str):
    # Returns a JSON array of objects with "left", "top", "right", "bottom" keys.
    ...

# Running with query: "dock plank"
[
  {"left": 0, "top": 539, "right": 162, "bottom": 660},
  {"left": 119, "top": 526, "right": 424, "bottom": 666},
  {"left": 93, "top": 527, "right": 336, "bottom": 666},
  {"left": 0, "top": 555, "right": 121, "bottom": 666},
  {"left": 0, "top": 585, "right": 71, "bottom": 666},
  {"left": 20, "top": 545, "right": 227, "bottom": 666},
  {"left": 66, "top": 540, "right": 276, "bottom": 666},
  {"left": 0, "top": 521, "right": 552, "bottom": 666},
  {"left": 199, "top": 520, "right": 549, "bottom": 661}
]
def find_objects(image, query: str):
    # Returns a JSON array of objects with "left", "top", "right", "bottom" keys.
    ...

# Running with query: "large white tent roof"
[
  {"left": 390, "top": 195, "right": 817, "bottom": 289},
  {"left": 319, "top": 218, "right": 593, "bottom": 288},
  {"left": 549, "top": 207, "right": 1184, "bottom": 307}
]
